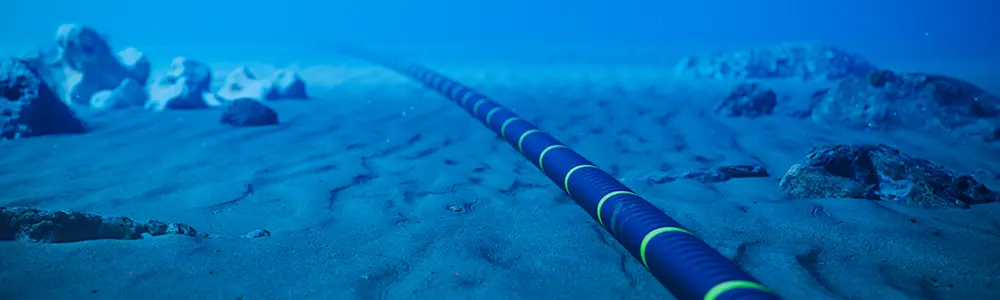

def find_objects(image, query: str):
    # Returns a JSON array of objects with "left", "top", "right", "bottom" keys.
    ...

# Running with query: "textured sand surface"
[{"left": 1, "top": 58, "right": 999, "bottom": 300}]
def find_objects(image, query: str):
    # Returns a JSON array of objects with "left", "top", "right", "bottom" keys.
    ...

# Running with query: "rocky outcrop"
[
  {"left": 217, "top": 67, "right": 308, "bottom": 102},
  {"left": 22, "top": 24, "right": 147, "bottom": 109},
  {"left": 0, "top": 206, "right": 205, "bottom": 243},
  {"left": 220, "top": 98, "right": 279, "bottom": 127},
  {"left": 716, "top": 82, "right": 778, "bottom": 117},
  {"left": 89, "top": 78, "right": 145, "bottom": 109},
  {"left": 674, "top": 43, "right": 876, "bottom": 81},
  {"left": 146, "top": 57, "right": 217, "bottom": 111},
  {"left": 117, "top": 47, "right": 151, "bottom": 85},
  {"left": 779, "top": 144, "right": 999, "bottom": 209},
  {"left": 810, "top": 69, "right": 1000, "bottom": 142},
  {"left": 266, "top": 69, "right": 308, "bottom": 99},
  {"left": 53, "top": 24, "right": 138, "bottom": 107},
  {"left": 1, "top": 58, "right": 87, "bottom": 140},
  {"left": 217, "top": 67, "right": 272, "bottom": 102}
]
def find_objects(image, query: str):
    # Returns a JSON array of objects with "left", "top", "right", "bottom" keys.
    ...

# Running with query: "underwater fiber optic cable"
[{"left": 337, "top": 47, "right": 781, "bottom": 300}]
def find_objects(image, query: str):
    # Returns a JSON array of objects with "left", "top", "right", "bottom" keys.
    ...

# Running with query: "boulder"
[
  {"left": 116, "top": 47, "right": 151, "bottom": 85},
  {"left": 220, "top": 98, "right": 279, "bottom": 127},
  {"left": 674, "top": 43, "right": 877, "bottom": 81},
  {"left": 90, "top": 78, "right": 146, "bottom": 109},
  {"left": 0, "top": 206, "right": 205, "bottom": 243},
  {"left": 166, "top": 56, "right": 211, "bottom": 91},
  {"left": 810, "top": 69, "right": 1000, "bottom": 141},
  {"left": 51, "top": 24, "right": 133, "bottom": 106},
  {"left": 716, "top": 82, "right": 778, "bottom": 117},
  {"left": 265, "top": 69, "right": 308, "bottom": 100},
  {"left": 779, "top": 144, "right": 999, "bottom": 209},
  {"left": 1, "top": 58, "right": 87, "bottom": 140},
  {"left": 146, "top": 57, "right": 214, "bottom": 111},
  {"left": 216, "top": 67, "right": 273, "bottom": 102}
]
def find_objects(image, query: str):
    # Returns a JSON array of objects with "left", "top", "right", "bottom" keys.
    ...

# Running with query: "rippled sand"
[{"left": 1, "top": 53, "right": 999, "bottom": 300}]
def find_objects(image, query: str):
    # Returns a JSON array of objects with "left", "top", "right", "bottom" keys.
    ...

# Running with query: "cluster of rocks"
[
  {"left": 642, "top": 144, "right": 997, "bottom": 209},
  {"left": 674, "top": 43, "right": 877, "bottom": 81},
  {"left": 2, "top": 24, "right": 308, "bottom": 140},
  {"left": 697, "top": 49, "right": 1000, "bottom": 142},
  {"left": 662, "top": 44, "right": 998, "bottom": 208},
  {"left": 779, "top": 144, "right": 998, "bottom": 209},
  {"left": 0, "top": 206, "right": 206, "bottom": 243},
  {"left": 809, "top": 70, "right": 1000, "bottom": 141}
]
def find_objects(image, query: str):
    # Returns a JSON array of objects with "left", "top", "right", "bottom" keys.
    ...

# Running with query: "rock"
[
  {"left": 988, "top": 129, "right": 1000, "bottom": 142},
  {"left": 166, "top": 57, "right": 211, "bottom": 92},
  {"left": 145, "top": 57, "right": 213, "bottom": 111},
  {"left": 217, "top": 67, "right": 273, "bottom": 102},
  {"left": 242, "top": 229, "right": 271, "bottom": 239},
  {"left": 147, "top": 77, "right": 213, "bottom": 111},
  {"left": 0, "top": 206, "right": 206, "bottom": 243},
  {"left": 644, "top": 165, "right": 769, "bottom": 184},
  {"left": 265, "top": 69, "right": 307, "bottom": 100},
  {"left": 789, "top": 89, "right": 829, "bottom": 119},
  {"left": 810, "top": 69, "right": 1000, "bottom": 141},
  {"left": 1, "top": 58, "right": 87, "bottom": 140},
  {"left": 778, "top": 144, "right": 999, "bottom": 209},
  {"left": 89, "top": 78, "right": 145, "bottom": 109},
  {"left": 116, "top": 47, "right": 151, "bottom": 85},
  {"left": 674, "top": 43, "right": 877, "bottom": 81},
  {"left": 716, "top": 82, "right": 778, "bottom": 117},
  {"left": 220, "top": 98, "right": 278, "bottom": 127},
  {"left": 646, "top": 173, "right": 677, "bottom": 184},
  {"left": 682, "top": 165, "right": 770, "bottom": 183},
  {"left": 51, "top": 24, "right": 132, "bottom": 106}
]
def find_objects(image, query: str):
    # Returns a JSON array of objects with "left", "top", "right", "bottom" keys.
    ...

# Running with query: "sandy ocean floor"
[{"left": 1, "top": 51, "right": 1000, "bottom": 300}]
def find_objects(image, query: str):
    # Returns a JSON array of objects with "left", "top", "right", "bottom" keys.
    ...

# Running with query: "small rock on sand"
[
  {"left": 242, "top": 229, "right": 271, "bottom": 239},
  {"left": 220, "top": 98, "right": 279, "bottom": 127},
  {"left": 716, "top": 82, "right": 778, "bottom": 118}
]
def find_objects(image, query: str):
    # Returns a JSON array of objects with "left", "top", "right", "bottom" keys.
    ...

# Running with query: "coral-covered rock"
[
  {"left": 89, "top": 78, "right": 146, "bottom": 109},
  {"left": 146, "top": 57, "right": 214, "bottom": 111},
  {"left": 810, "top": 69, "right": 1000, "bottom": 141},
  {"left": 779, "top": 144, "right": 999, "bottom": 209},
  {"left": 220, "top": 98, "right": 279, "bottom": 127},
  {"left": 265, "top": 69, "right": 308, "bottom": 100},
  {"left": 116, "top": 47, "right": 151, "bottom": 85},
  {"left": 1, "top": 58, "right": 87, "bottom": 140},
  {"left": 674, "top": 43, "right": 877, "bottom": 81},
  {"left": 217, "top": 67, "right": 273, "bottom": 102},
  {"left": 716, "top": 82, "right": 778, "bottom": 117},
  {"left": 51, "top": 24, "right": 132, "bottom": 106},
  {"left": 166, "top": 56, "right": 211, "bottom": 92},
  {"left": 0, "top": 206, "right": 206, "bottom": 243}
]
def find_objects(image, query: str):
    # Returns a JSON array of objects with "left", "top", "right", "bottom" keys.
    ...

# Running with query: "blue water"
[
  {"left": 2, "top": 1, "right": 1000, "bottom": 299},
  {"left": 5, "top": 0, "right": 999, "bottom": 62}
]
